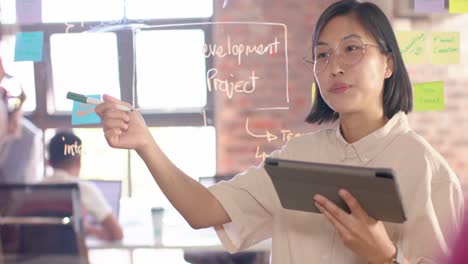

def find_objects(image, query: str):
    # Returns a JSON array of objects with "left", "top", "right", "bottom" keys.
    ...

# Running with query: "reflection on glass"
[
  {"left": 50, "top": 33, "right": 120, "bottom": 112},
  {"left": 136, "top": 30, "right": 207, "bottom": 110},
  {"left": 126, "top": 0, "right": 213, "bottom": 19}
]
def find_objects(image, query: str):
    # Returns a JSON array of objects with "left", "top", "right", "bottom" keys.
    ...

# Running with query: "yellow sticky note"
[
  {"left": 430, "top": 32, "right": 460, "bottom": 64},
  {"left": 311, "top": 82, "right": 316, "bottom": 105},
  {"left": 449, "top": 0, "right": 468, "bottom": 13},
  {"left": 396, "top": 31, "right": 426, "bottom": 64},
  {"left": 413, "top": 81, "right": 444, "bottom": 111}
]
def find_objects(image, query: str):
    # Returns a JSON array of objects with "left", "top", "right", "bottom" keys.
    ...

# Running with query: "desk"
[{"left": 86, "top": 206, "right": 270, "bottom": 264}]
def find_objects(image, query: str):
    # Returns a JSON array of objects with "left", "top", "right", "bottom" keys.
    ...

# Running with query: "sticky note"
[
  {"left": 71, "top": 94, "right": 102, "bottom": 125},
  {"left": 449, "top": 0, "right": 468, "bottom": 13},
  {"left": 396, "top": 31, "right": 426, "bottom": 64},
  {"left": 14, "top": 31, "right": 44, "bottom": 62},
  {"left": 430, "top": 32, "right": 460, "bottom": 64},
  {"left": 413, "top": 81, "right": 444, "bottom": 111},
  {"left": 16, "top": 0, "right": 42, "bottom": 24},
  {"left": 414, "top": 0, "right": 446, "bottom": 13}
]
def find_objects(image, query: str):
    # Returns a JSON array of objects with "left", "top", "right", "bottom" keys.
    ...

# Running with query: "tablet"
[{"left": 264, "top": 157, "right": 407, "bottom": 223}]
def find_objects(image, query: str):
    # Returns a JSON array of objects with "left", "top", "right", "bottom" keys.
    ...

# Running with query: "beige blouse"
[{"left": 209, "top": 112, "right": 464, "bottom": 264}]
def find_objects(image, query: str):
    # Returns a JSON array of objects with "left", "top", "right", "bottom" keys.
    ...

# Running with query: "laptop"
[
  {"left": 0, "top": 184, "right": 87, "bottom": 263},
  {"left": 85, "top": 180, "right": 122, "bottom": 224}
]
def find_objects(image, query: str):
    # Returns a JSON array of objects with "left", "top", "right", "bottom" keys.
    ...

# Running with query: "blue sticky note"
[
  {"left": 71, "top": 94, "right": 102, "bottom": 125},
  {"left": 14, "top": 31, "right": 44, "bottom": 62}
]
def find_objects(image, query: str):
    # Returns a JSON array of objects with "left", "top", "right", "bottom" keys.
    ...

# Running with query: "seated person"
[
  {"left": 0, "top": 59, "right": 43, "bottom": 183},
  {"left": 43, "top": 130, "right": 123, "bottom": 241},
  {"left": 0, "top": 117, "right": 44, "bottom": 183}
]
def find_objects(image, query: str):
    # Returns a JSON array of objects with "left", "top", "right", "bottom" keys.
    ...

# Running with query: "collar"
[{"left": 334, "top": 112, "right": 410, "bottom": 163}]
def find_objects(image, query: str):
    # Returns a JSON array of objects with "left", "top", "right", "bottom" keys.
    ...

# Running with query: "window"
[
  {"left": 13, "top": 1, "right": 214, "bottom": 203},
  {"left": 50, "top": 32, "right": 121, "bottom": 112},
  {"left": 72, "top": 128, "right": 129, "bottom": 181},
  {"left": 0, "top": 35, "right": 36, "bottom": 112},
  {"left": 18, "top": 2, "right": 217, "bottom": 260},
  {"left": 130, "top": 126, "right": 216, "bottom": 207},
  {"left": 135, "top": 29, "right": 207, "bottom": 110},
  {"left": 0, "top": 0, "right": 17, "bottom": 24}
]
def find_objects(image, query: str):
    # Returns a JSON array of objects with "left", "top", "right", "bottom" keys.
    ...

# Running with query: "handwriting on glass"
[
  {"left": 62, "top": 137, "right": 83, "bottom": 156},
  {"left": 203, "top": 35, "right": 281, "bottom": 100}
]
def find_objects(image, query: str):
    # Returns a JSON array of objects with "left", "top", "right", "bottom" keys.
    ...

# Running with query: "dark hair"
[
  {"left": 305, "top": 0, "right": 413, "bottom": 124},
  {"left": 48, "top": 131, "right": 82, "bottom": 168}
]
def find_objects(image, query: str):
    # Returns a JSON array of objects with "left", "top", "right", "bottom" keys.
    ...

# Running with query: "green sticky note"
[
  {"left": 449, "top": 0, "right": 468, "bottom": 13},
  {"left": 430, "top": 32, "right": 460, "bottom": 64},
  {"left": 413, "top": 81, "right": 444, "bottom": 111},
  {"left": 396, "top": 31, "right": 426, "bottom": 64}
]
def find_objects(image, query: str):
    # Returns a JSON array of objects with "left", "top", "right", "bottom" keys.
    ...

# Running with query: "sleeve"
[
  {"left": 400, "top": 154, "right": 464, "bottom": 263},
  {"left": 207, "top": 132, "right": 323, "bottom": 253},
  {"left": 208, "top": 149, "right": 285, "bottom": 253},
  {"left": 79, "top": 182, "right": 113, "bottom": 222}
]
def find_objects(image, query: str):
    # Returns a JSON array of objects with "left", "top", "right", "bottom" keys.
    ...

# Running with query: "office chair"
[{"left": 0, "top": 183, "right": 89, "bottom": 264}]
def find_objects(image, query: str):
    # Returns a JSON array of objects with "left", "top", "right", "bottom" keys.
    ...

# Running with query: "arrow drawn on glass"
[{"left": 245, "top": 118, "right": 278, "bottom": 142}]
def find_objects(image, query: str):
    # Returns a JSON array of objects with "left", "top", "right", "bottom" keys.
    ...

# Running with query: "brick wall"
[
  {"left": 213, "top": 0, "right": 468, "bottom": 193},
  {"left": 213, "top": 0, "right": 332, "bottom": 175}
]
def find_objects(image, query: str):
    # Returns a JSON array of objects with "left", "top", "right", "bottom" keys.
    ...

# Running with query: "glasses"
[
  {"left": 305, "top": 38, "right": 381, "bottom": 73},
  {"left": 0, "top": 74, "right": 26, "bottom": 113}
]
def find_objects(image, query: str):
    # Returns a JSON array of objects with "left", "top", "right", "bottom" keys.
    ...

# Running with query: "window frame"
[{"left": 1, "top": 5, "right": 216, "bottom": 197}]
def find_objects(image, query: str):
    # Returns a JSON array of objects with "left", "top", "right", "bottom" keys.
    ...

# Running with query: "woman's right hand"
[{"left": 95, "top": 94, "right": 152, "bottom": 152}]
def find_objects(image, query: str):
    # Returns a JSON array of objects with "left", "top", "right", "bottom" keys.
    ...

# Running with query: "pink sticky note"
[
  {"left": 414, "top": 0, "right": 445, "bottom": 13},
  {"left": 71, "top": 94, "right": 102, "bottom": 125}
]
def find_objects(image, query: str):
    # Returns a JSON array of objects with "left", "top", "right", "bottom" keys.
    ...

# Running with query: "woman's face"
[{"left": 313, "top": 14, "right": 392, "bottom": 116}]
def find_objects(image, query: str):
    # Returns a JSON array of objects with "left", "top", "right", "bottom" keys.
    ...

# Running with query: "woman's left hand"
[{"left": 314, "top": 189, "right": 396, "bottom": 264}]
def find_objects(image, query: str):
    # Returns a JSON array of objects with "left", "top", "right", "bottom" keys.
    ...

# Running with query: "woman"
[{"left": 96, "top": 1, "right": 463, "bottom": 263}]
